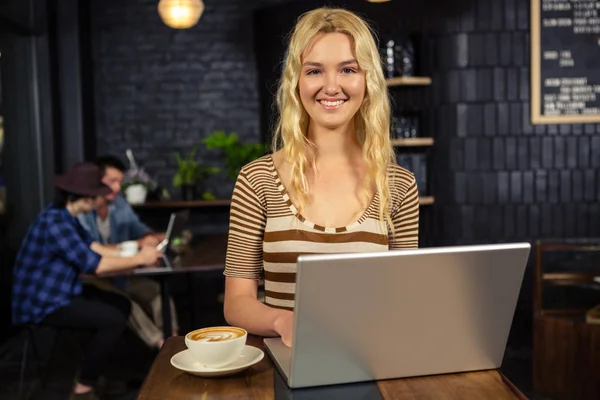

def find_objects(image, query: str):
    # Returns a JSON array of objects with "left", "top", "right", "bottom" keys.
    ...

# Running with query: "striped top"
[{"left": 224, "top": 155, "right": 420, "bottom": 311}]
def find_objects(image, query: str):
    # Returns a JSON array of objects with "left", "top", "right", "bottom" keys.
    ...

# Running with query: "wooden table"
[
  {"left": 137, "top": 336, "right": 528, "bottom": 400},
  {"left": 89, "top": 234, "right": 229, "bottom": 338}
]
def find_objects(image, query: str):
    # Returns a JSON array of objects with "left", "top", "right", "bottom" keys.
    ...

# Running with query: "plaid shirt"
[{"left": 12, "top": 205, "right": 102, "bottom": 325}]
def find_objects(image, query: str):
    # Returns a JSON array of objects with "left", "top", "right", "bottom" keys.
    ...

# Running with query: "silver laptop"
[
  {"left": 133, "top": 210, "right": 189, "bottom": 274},
  {"left": 264, "top": 242, "right": 531, "bottom": 389}
]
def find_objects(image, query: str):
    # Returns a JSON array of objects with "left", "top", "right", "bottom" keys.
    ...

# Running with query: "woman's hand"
[{"left": 273, "top": 310, "right": 294, "bottom": 347}]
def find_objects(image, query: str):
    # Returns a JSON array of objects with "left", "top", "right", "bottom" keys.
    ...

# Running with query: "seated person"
[
  {"left": 77, "top": 155, "right": 178, "bottom": 349},
  {"left": 222, "top": 7, "right": 420, "bottom": 347},
  {"left": 12, "top": 162, "right": 163, "bottom": 400}
]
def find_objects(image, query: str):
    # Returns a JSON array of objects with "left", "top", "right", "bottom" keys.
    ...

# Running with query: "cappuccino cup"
[
  {"left": 185, "top": 326, "right": 247, "bottom": 368},
  {"left": 118, "top": 240, "right": 138, "bottom": 257}
]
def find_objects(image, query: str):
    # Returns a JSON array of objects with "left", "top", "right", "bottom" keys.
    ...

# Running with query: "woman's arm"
[
  {"left": 222, "top": 167, "right": 295, "bottom": 344},
  {"left": 224, "top": 277, "right": 292, "bottom": 340}
]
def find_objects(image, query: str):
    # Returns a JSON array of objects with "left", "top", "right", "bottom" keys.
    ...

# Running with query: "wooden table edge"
[{"left": 499, "top": 370, "right": 528, "bottom": 399}]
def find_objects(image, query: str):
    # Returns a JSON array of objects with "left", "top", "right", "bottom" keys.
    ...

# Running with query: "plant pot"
[
  {"left": 181, "top": 184, "right": 197, "bottom": 201},
  {"left": 125, "top": 184, "right": 148, "bottom": 204}
]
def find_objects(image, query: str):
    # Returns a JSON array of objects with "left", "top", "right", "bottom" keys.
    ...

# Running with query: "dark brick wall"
[
  {"left": 89, "top": 0, "right": 287, "bottom": 198},
  {"left": 426, "top": 0, "right": 600, "bottom": 247}
]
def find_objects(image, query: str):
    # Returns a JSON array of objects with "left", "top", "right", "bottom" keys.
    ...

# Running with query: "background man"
[{"left": 78, "top": 155, "right": 178, "bottom": 349}]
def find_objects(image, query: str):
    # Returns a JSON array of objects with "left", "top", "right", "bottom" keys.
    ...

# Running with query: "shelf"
[
  {"left": 391, "top": 137, "right": 434, "bottom": 147},
  {"left": 386, "top": 76, "right": 432, "bottom": 86},
  {"left": 419, "top": 196, "right": 435, "bottom": 206}
]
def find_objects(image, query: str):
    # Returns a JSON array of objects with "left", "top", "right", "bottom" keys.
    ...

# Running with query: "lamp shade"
[{"left": 158, "top": 0, "right": 204, "bottom": 29}]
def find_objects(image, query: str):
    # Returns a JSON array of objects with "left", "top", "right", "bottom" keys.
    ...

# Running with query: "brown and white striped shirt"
[{"left": 224, "top": 155, "right": 419, "bottom": 311}]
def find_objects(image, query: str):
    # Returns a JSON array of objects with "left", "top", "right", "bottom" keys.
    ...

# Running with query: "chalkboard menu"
[{"left": 531, "top": 0, "right": 600, "bottom": 124}]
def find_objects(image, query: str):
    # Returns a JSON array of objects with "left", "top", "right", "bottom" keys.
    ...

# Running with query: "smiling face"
[
  {"left": 298, "top": 32, "right": 366, "bottom": 131},
  {"left": 101, "top": 166, "right": 124, "bottom": 201}
]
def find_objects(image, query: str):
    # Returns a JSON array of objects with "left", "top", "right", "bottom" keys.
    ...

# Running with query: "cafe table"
[
  {"left": 90, "top": 233, "right": 229, "bottom": 338},
  {"left": 137, "top": 335, "right": 528, "bottom": 400}
]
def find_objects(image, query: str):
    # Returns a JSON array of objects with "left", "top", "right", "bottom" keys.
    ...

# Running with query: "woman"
[
  {"left": 223, "top": 7, "right": 420, "bottom": 347},
  {"left": 12, "top": 162, "right": 163, "bottom": 400}
]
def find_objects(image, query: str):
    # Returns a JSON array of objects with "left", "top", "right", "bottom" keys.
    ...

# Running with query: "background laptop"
[
  {"left": 264, "top": 242, "right": 531, "bottom": 389},
  {"left": 133, "top": 209, "right": 189, "bottom": 274}
]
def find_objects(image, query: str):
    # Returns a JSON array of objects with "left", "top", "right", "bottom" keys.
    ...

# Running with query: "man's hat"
[{"left": 53, "top": 162, "right": 112, "bottom": 197}]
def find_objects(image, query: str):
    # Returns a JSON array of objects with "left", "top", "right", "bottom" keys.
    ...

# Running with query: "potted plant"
[
  {"left": 202, "top": 130, "right": 266, "bottom": 182},
  {"left": 172, "top": 146, "right": 218, "bottom": 201},
  {"left": 122, "top": 168, "right": 155, "bottom": 204}
]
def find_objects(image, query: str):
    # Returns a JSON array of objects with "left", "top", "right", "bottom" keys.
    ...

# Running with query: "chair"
[
  {"left": 532, "top": 239, "right": 600, "bottom": 400},
  {"left": 17, "top": 324, "right": 61, "bottom": 400}
]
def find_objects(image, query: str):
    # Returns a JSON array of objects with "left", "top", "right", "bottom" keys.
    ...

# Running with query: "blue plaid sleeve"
[{"left": 45, "top": 219, "right": 102, "bottom": 274}]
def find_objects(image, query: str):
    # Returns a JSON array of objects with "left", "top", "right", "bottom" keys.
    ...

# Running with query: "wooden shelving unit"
[
  {"left": 386, "top": 76, "right": 432, "bottom": 86},
  {"left": 419, "top": 196, "right": 435, "bottom": 206},
  {"left": 391, "top": 137, "right": 434, "bottom": 147}
]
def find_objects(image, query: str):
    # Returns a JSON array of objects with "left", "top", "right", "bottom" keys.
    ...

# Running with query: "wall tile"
[
  {"left": 516, "top": 205, "right": 528, "bottom": 237},
  {"left": 565, "top": 137, "right": 578, "bottom": 168},
  {"left": 465, "top": 138, "right": 478, "bottom": 170},
  {"left": 510, "top": 171, "right": 522, "bottom": 203},
  {"left": 477, "top": 138, "right": 492, "bottom": 170},
  {"left": 498, "top": 172, "right": 510, "bottom": 203},
  {"left": 454, "top": 172, "right": 467, "bottom": 203},
  {"left": 578, "top": 136, "right": 590, "bottom": 168},
  {"left": 504, "top": 0, "right": 516, "bottom": 30},
  {"left": 510, "top": 103, "right": 522, "bottom": 134},
  {"left": 541, "top": 137, "right": 553, "bottom": 169},
  {"left": 456, "top": 104, "right": 468, "bottom": 137},
  {"left": 504, "top": 205, "right": 515, "bottom": 238},
  {"left": 517, "top": 137, "right": 529, "bottom": 170},
  {"left": 483, "top": 104, "right": 497, "bottom": 136},
  {"left": 521, "top": 103, "right": 533, "bottom": 134},
  {"left": 484, "top": 34, "right": 498, "bottom": 66},
  {"left": 468, "top": 104, "right": 484, "bottom": 135},
  {"left": 548, "top": 170, "right": 559, "bottom": 203},
  {"left": 572, "top": 170, "right": 583, "bottom": 201},
  {"left": 468, "top": 34, "right": 484, "bottom": 66},
  {"left": 493, "top": 138, "right": 505, "bottom": 170},
  {"left": 529, "top": 205, "right": 540, "bottom": 238},
  {"left": 554, "top": 137, "right": 565, "bottom": 168},
  {"left": 483, "top": 172, "right": 497, "bottom": 204},
  {"left": 584, "top": 170, "right": 595, "bottom": 202},
  {"left": 506, "top": 68, "right": 519, "bottom": 101},
  {"left": 523, "top": 171, "right": 534, "bottom": 203},
  {"left": 519, "top": 68, "right": 529, "bottom": 101},
  {"left": 560, "top": 171, "right": 571, "bottom": 202},
  {"left": 592, "top": 136, "right": 600, "bottom": 168},
  {"left": 477, "top": 69, "right": 493, "bottom": 101},
  {"left": 493, "top": 67, "right": 506, "bottom": 101},
  {"left": 529, "top": 137, "right": 541, "bottom": 170},
  {"left": 499, "top": 32, "right": 512, "bottom": 65},
  {"left": 490, "top": 0, "right": 504, "bottom": 31},
  {"left": 535, "top": 170, "right": 547, "bottom": 203},
  {"left": 497, "top": 103, "right": 509, "bottom": 134},
  {"left": 517, "top": 0, "right": 529, "bottom": 30},
  {"left": 505, "top": 137, "right": 517, "bottom": 168}
]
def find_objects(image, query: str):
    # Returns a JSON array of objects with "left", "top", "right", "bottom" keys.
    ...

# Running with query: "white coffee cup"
[
  {"left": 118, "top": 240, "right": 139, "bottom": 257},
  {"left": 185, "top": 326, "right": 247, "bottom": 368}
]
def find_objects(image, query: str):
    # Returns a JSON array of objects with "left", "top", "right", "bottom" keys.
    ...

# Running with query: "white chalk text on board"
[{"left": 531, "top": 0, "right": 600, "bottom": 124}]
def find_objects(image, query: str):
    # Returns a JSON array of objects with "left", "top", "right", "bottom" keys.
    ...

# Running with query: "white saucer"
[{"left": 170, "top": 345, "right": 264, "bottom": 377}]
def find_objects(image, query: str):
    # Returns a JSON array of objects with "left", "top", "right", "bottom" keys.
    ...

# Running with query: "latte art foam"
[{"left": 188, "top": 327, "right": 246, "bottom": 342}]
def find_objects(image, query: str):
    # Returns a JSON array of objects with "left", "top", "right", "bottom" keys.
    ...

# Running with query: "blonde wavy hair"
[{"left": 271, "top": 7, "right": 395, "bottom": 230}]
